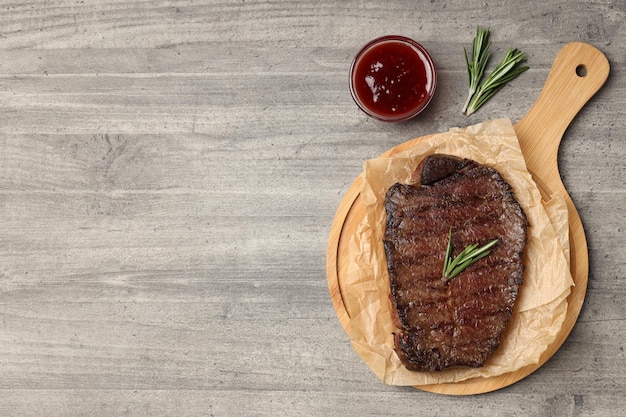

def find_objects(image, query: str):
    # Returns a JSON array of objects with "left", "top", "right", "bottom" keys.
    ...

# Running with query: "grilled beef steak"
[{"left": 383, "top": 154, "right": 528, "bottom": 371}]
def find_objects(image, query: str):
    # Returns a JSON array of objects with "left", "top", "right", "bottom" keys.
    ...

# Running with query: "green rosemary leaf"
[
  {"left": 446, "top": 243, "right": 478, "bottom": 273},
  {"left": 462, "top": 27, "right": 491, "bottom": 114},
  {"left": 442, "top": 227, "right": 454, "bottom": 276},
  {"left": 442, "top": 229, "right": 499, "bottom": 281}
]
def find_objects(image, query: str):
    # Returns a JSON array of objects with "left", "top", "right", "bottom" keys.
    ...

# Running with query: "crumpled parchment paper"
[{"left": 343, "top": 118, "right": 574, "bottom": 386}]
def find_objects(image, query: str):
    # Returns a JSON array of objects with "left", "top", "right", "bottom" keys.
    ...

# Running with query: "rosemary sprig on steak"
[{"left": 443, "top": 227, "right": 499, "bottom": 281}]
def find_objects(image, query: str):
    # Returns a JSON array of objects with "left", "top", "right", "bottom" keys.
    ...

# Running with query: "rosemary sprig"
[
  {"left": 462, "top": 27, "right": 529, "bottom": 116},
  {"left": 462, "top": 26, "right": 491, "bottom": 114},
  {"left": 442, "top": 228, "right": 499, "bottom": 281}
]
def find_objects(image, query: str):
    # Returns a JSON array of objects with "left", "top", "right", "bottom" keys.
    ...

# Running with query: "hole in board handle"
[{"left": 576, "top": 64, "right": 587, "bottom": 77}]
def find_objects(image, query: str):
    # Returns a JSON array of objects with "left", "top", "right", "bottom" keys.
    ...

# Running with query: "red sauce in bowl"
[{"left": 350, "top": 36, "right": 436, "bottom": 122}]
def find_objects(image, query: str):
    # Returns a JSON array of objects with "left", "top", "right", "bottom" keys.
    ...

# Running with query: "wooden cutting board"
[{"left": 326, "top": 42, "right": 610, "bottom": 395}]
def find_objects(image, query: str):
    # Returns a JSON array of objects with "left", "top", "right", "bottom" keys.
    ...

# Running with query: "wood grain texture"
[{"left": 0, "top": 0, "right": 625, "bottom": 415}]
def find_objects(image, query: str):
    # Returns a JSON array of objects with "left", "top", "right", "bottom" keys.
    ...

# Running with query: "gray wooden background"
[{"left": 0, "top": 1, "right": 624, "bottom": 416}]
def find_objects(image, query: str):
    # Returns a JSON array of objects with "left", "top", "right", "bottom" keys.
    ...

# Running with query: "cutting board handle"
[{"left": 514, "top": 42, "right": 610, "bottom": 192}]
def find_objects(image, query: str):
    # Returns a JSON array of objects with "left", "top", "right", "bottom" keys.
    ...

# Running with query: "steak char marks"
[{"left": 383, "top": 154, "right": 528, "bottom": 372}]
